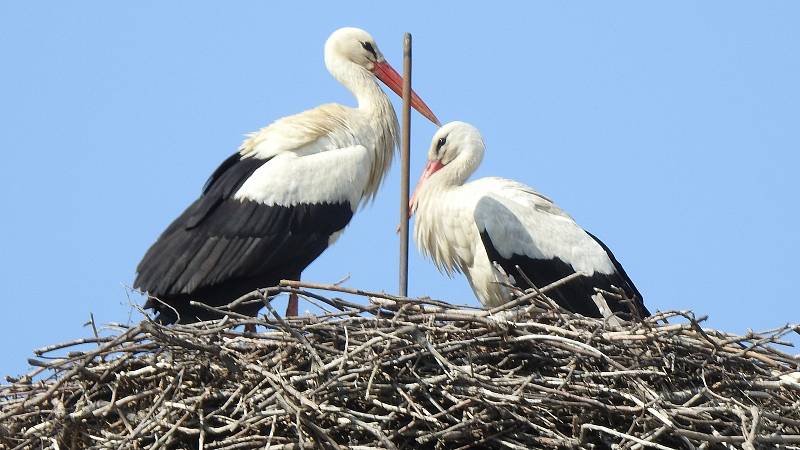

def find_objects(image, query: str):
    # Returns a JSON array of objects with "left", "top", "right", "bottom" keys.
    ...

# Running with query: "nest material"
[{"left": 2, "top": 279, "right": 800, "bottom": 449}]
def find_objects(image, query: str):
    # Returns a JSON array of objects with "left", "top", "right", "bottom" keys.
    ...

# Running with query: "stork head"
[
  {"left": 409, "top": 121, "right": 485, "bottom": 214},
  {"left": 324, "top": 27, "right": 440, "bottom": 126},
  {"left": 425, "top": 121, "right": 485, "bottom": 166}
]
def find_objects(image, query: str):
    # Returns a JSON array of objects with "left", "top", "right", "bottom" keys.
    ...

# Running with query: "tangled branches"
[{"left": 2, "top": 279, "right": 800, "bottom": 449}]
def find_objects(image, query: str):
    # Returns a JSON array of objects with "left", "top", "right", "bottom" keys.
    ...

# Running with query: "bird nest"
[{"left": 2, "top": 278, "right": 800, "bottom": 449}]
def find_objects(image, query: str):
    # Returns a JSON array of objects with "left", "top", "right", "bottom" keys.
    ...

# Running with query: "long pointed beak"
[
  {"left": 408, "top": 159, "right": 444, "bottom": 218},
  {"left": 373, "top": 61, "right": 441, "bottom": 126}
]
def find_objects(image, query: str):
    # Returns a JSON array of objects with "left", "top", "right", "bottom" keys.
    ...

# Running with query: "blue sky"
[{"left": 1, "top": 2, "right": 798, "bottom": 376}]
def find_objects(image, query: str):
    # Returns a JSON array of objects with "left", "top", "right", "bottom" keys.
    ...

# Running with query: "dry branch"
[{"left": 2, "top": 279, "right": 800, "bottom": 449}]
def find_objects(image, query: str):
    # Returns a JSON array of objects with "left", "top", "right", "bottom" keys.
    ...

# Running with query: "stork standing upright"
[
  {"left": 135, "top": 27, "right": 440, "bottom": 324},
  {"left": 409, "top": 122, "right": 649, "bottom": 318}
]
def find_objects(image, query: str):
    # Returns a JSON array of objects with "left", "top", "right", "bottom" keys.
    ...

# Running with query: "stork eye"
[
  {"left": 436, "top": 137, "right": 447, "bottom": 151},
  {"left": 361, "top": 41, "right": 377, "bottom": 58}
]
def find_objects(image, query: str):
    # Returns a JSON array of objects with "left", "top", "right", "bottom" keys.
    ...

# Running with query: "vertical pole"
[{"left": 399, "top": 33, "right": 412, "bottom": 297}]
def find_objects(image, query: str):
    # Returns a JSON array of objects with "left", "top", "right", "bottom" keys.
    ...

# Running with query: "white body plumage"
[
  {"left": 135, "top": 27, "right": 439, "bottom": 323},
  {"left": 411, "top": 122, "right": 648, "bottom": 317},
  {"left": 414, "top": 176, "right": 615, "bottom": 307}
]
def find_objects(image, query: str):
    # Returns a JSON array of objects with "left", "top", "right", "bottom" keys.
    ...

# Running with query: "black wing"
[
  {"left": 585, "top": 231, "right": 649, "bottom": 316},
  {"left": 134, "top": 153, "right": 353, "bottom": 314},
  {"left": 475, "top": 196, "right": 648, "bottom": 318}
]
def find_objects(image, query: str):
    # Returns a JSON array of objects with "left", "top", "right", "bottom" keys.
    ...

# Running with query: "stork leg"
[
  {"left": 286, "top": 272, "right": 300, "bottom": 317},
  {"left": 286, "top": 293, "right": 299, "bottom": 317}
]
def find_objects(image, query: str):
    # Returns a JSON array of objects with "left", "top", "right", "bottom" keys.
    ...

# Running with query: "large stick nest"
[{"left": 2, "top": 278, "right": 800, "bottom": 449}]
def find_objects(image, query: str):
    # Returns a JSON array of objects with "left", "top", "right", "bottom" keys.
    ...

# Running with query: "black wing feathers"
[
  {"left": 184, "top": 154, "right": 266, "bottom": 230},
  {"left": 585, "top": 232, "right": 649, "bottom": 316},
  {"left": 134, "top": 152, "right": 353, "bottom": 322},
  {"left": 479, "top": 230, "right": 648, "bottom": 318}
]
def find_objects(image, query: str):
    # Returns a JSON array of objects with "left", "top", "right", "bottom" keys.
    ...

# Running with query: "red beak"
[
  {"left": 373, "top": 61, "right": 441, "bottom": 126},
  {"left": 408, "top": 159, "right": 445, "bottom": 218}
]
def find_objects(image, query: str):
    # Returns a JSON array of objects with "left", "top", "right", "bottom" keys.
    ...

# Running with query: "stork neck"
[
  {"left": 352, "top": 71, "right": 394, "bottom": 118},
  {"left": 441, "top": 154, "right": 482, "bottom": 189},
  {"left": 326, "top": 59, "right": 391, "bottom": 113},
  {"left": 414, "top": 167, "right": 461, "bottom": 212},
  {"left": 326, "top": 57, "right": 398, "bottom": 203}
]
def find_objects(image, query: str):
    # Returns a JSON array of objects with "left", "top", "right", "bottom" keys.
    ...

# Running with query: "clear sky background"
[{"left": 1, "top": 2, "right": 798, "bottom": 377}]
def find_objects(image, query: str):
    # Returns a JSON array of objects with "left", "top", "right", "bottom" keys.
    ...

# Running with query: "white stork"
[
  {"left": 135, "top": 27, "right": 439, "bottom": 324},
  {"left": 409, "top": 122, "right": 649, "bottom": 318}
]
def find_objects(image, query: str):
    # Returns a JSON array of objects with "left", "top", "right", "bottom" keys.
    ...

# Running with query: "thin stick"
[
  {"left": 399, "top": 32, "right": 412, "bottom": 297},
  {"left": 4, "top": 274, "right": 800, "bottom": 449}
]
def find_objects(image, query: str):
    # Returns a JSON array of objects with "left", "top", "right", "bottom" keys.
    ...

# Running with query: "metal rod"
[{"left": 399, "top": 33, "right": 412, "bottom": 297}]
